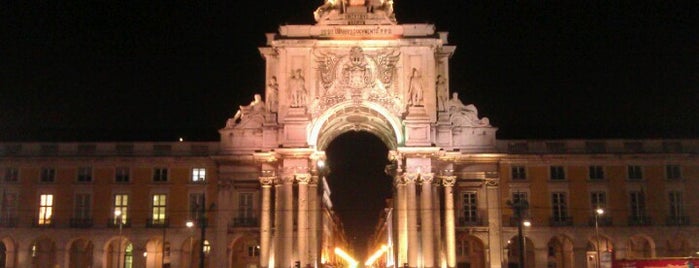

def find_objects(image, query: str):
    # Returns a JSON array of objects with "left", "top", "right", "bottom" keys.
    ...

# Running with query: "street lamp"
[
  {"left": 595, "top": 208, "right": 604, "bottom": 268},
  {"left": 507, "top": 198, "right": 529, "bottom": 268},
  {"left": 186, "top": 220, "right": 194, "bottom": 268},
  {"left": 115, "top": 210, "right": 123, "bottom": 268}
]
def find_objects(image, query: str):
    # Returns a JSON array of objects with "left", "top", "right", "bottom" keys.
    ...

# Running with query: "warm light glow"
[
  {"left": 179, "top": 137, "right": 184, "bottom": 142},
  {"left": 334, "top": 247, "right": 359, "bottom": 267},
  {"left": 317, "top": 159, "right": 325, "bottom": 169},
  {"left": 114, "top": 209, "right": 122, "bottom": 217},
  {"left": 186, "top": 220, "right": 194, "bottom": 228},
  {"left": 143, "top": 252, "right": 148, "bottom": 257},
  {"left": 523, "top": 220, "right": 531, "bottom": 227},
  {"left": 596, "top": 208, "right": 605, "bottom": 215},
  {"left": 365, "top": 245, "right": 388, "bottom": 266}
]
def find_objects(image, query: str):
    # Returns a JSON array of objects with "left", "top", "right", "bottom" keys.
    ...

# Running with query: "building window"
[
  {"left": 551, "top": 192, "right": 568, "bottom": 223},
  {"left": 666, "top": 165, "right": 681, "bottom": 180},
  {"left": 512, "top": 192, "right": 528, "bottom": 204},
  {"left": 189, "top": 193, "right": 204, "bottom": 220},
  {"left": 40, "top": 168, "right": 55, "bottom": 183},
  {"left": 629, "top": 191, "right": 646, "bottom": 221},
  {"left": 77, "top": 167, "right": 92, "bottom": 182},
  {"left": 191, "top": 168, "right": 206, "bottom": 183},
  {"left": 151, "top": 194, "right": 167, "bottom": 224},
  {"left": 153, "top": 168, "right": 168, "bottom": 182},
  {"left": 238, "top": 193, "right": 254, "bottom": 220},
  {"left": 248, "top": 245, "right": 260, "bottom": 257},
  {"left": 627, "top": 165, "right": 643, "bottom": 180},
  {"left": 550, "top": 166, "right": 566, "bottom": 180},
  {"left": 512, "top": 166, "right": 526, "bottom": 180},
  {"left": 38, "top": 194, "right": 54, "bottom": 225},
  {"left": 113, "top": 194, "right": 129, "bottom": 225},
  {"left": 668, "top": 191, "right": 684, "bottom": 221},
  {"left": 1, "top": 192, "right": 19, "bottom": 224},
  {"left": 115, "top": 167, "right": 130, "bottom": 183},
  {"left": 3, "top": 167, "right": 18, "bottom": 182},
  {"left": 588, "top": 166, "right": 604, "bottom": 180},
  {"left": 74, "top": 193, "right": 91, "bottom": 220},
  {"left": 461, "top": 192, "right": 478, "bottom": 224},
  {"left": 590, "top": 191, "right": 607, "bottom": 211}
]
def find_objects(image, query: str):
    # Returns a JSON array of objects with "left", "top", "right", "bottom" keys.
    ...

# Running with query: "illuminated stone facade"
[{"left": 1, "top": 2, "right": 699, "bottom": 268}]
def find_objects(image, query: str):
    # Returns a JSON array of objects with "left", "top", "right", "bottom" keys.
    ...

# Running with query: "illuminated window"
[
  {"left": 115, "top": 167, "right": 130, "bottom": 183},
  {"left": 4, "top": 167, "right": 18, "bottom": 182},
  {"left": 40, "top": 168, "right": 55, "bottom": 183},
  {"left": 666, "top": 165, "right": 681, "bottom": 180},
  {"left": 191, "top": 168, "right": 206, "bottom": 182},
  {"left": 114, "top": 194, "right": 129, "bottom": 225},
  {"left": 511, "top": 166, "right": 526, "bottom": 180},
  {"left": 203, "top": 240, "right": 211, "bottom": 255},
  {"left": 77, "top": 167, "right": 92, "bottom": 182},
  {"left": 151, "top": 194, "right": 167, "bottom": 224},
  {"left": 550, "top": 166, "right": 566, "bottom": 180},
  {"left": 588, "top": 166, "right": 604, "bottom": 180},
  {"left": 38, "top": 194, "right": 54, "bottom": 225},
  {"left": 627, "top": 165, "right": 643, "bottom": 180},
  {"left": 153, "top": 168, "right": 168, "bottom": 182},
  {"left": 74, "top": 193, "right": 91, "bottom": 220}
]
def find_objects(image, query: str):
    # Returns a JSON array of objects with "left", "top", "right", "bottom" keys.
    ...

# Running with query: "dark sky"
[{"left": 1, "top": 0, "right": 697, "bottom": 258}]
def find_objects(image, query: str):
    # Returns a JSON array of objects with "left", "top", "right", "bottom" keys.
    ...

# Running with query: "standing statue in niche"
[
  {"left": 436, "top": 75, "right": 448, "bottom": 111},
  {"left": 447, "top": 92, "right": 490, "bottom": 127},
  {"left": 289, "top": 69, "right": 308, "bottom": 108},
  {"left": 266, "top": 76, "right": 279, "bottom": 112},
  {"left": 408, "top": 68, "right": 424, "bottom": 106},
  {"left": 229, "top": 94, "right": 266, "bottom": 127}
]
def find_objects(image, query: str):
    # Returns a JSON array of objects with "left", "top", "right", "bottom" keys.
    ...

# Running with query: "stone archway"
[
  {"left": 229, "top": 235, "right": 259, "bottom": 268},
  {"left": 586, "top": 236, "right": 613, "bottom": 268},
  {"left": 30, "top": 237, "right": 55, "bottom": 268},
  {"left": 507, "top": 236, "right": 535, "bottom": 268},
  {"left": 626, "top": 235, "right": 654, "bottom": 258},
  {"left": 456, "top": 234, "right": 485, "bottom": 268},
  {"left": 547, "top": 235, "right": 574, "bottom": 268},
  {"left": 0, "top": 237, "right": 16, "bottom": 268},
  {"left": 68, "top": 238, "right": 93, "bottom": 268}
]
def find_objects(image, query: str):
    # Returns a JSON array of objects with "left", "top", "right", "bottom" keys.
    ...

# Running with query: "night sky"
[{"left": 1, "top": 0, "right": 697, "bottom": 257}]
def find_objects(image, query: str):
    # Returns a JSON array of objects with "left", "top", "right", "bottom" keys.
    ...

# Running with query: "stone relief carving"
[
  {"left": 228, "top": 94, "right": 268, "bottom": 128},
  {"left": 436, "top": 74, "right": 448, "bottom": 111},
  {"left": 289, "top": 69, "right": 308, "bottom": 108},
  {"left": 266, "top": 76, "right": 279, "bottom": 112},
  {"left": 311, "top": 46, "right": 403, "bottom": 117},
  {"left": 447, "top": 92, "right": 490, "bottom": 127},
  {"left": 407, "top": 68, "right": 424, "bottom": 107}
]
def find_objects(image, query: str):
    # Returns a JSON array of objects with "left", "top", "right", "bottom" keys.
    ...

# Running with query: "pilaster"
[
  {"left": 442, "top": 175, "right": 457, "bottom": 268},
  {"left": 420, "top": 172, "right": 435, "bottom": 268}
]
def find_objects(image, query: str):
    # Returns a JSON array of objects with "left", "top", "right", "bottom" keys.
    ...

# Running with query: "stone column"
[
  {"left": 486, "top": 179, "right": 503, "bottom": 268},
  {"left": 259, "top": 176, "right": 275, "bottom": 268},
  {"left": 405, "top": 173, "right": 419, "bottom": 268},
  {"left": 309, "top": 175, "right": 319, "bottom": 267},
  {"left": 296, "top": 173, "right": 311, "bottom": 267},
  {"left": 282, "top": 176, "right": 294, "bottom": 268},
  {"left": 433, "top": 178, "right": 444, "bottom": 266},
  {"left": 394, "top": 174, "right": 408, "bottom": 266},
  {"left": 420, "top": 173, "right": 435, "bottom": 267},
  {"left": 443, "top": 175, "right": 457, "bottom": 268},
  {"left": 273, "top": 178, "right": 283, "bottom": 267}
]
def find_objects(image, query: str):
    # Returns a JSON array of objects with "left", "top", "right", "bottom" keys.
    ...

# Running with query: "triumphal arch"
[{"left": 219, "top": 1, "right": 499, "bottom": 267}]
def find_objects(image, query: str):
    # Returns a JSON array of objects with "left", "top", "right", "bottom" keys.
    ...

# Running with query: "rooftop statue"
[
  {"left": 314, "top": 0, "right": 395, "bottom": 23},
  {"left": 447, "top": 92, "right": 490, "bottom": 127},
  {"left": 228, "top": 94, "right": 267, "bottom": 127}
]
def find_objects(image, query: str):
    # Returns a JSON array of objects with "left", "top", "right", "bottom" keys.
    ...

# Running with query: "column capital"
[
  {"left": 393, "top": 175, "right": 406, "bottom": 186},
  {"left": 441, "top": 175, "right": 457, "bottom": 187},
  {"left": 420, "top": 173, "right": 435, "bottom": 184},
  {"left": 296, "top": 173, "right": 312, "bottom": 184},
  {"left": 259, "top": 176, "right": 276, "bottom": 186},
  {"left": 281, "top": 176, "right": 295, "bottom": 184},
  {"left": 404, "top": 173, "right": 419, "bottom": 183}
]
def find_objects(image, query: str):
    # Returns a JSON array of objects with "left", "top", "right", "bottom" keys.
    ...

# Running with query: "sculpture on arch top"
[
  {"left": 447, "top": 92, "right": 490, "bottom": 127},
  {"left": 313, "top": 0, "right": 395, "bottom": 24},
  {"left": 228, "top": 94, "right": 267, "bottom": 128}
]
